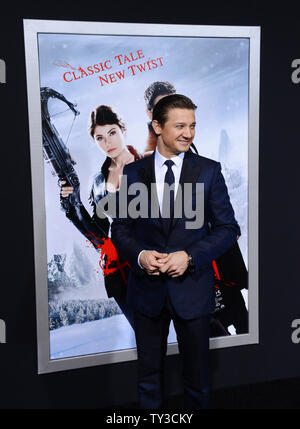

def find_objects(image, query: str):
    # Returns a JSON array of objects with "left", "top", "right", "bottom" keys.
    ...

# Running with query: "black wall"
[{"left": 1, "top": 1, "right": 300, "bottom": 409}]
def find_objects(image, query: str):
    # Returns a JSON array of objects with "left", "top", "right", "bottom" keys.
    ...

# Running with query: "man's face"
[{"left": 152, "top": 108, "right": 196, "bottom": 158}]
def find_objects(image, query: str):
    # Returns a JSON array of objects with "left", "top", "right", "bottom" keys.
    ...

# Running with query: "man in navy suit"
[{"left": 111, "top": 94, "right": 240, "bottom": 409}]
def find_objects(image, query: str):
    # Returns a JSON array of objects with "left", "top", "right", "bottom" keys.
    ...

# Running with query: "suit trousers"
[{"left": 133, "top": 291, "right": 211, "bottom": 409}]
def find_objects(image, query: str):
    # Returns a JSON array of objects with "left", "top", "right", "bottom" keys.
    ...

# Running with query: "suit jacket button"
[{"left": 165, "top": 246, "right": 169, "bottom": 251}]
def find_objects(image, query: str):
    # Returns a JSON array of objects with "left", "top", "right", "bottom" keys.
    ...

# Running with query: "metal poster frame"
[{"left": 23, "top": 19, "right": 260, "bottom": 374}]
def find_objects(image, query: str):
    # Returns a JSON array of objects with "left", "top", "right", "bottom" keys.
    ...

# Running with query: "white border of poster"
[{"left": 23, "top": 19, "right": 260, "bottom": 374}]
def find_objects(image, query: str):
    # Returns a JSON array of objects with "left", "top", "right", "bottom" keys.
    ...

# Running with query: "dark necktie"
[{"left": 161, "top": 159, "right": 175, "bottom": 233}]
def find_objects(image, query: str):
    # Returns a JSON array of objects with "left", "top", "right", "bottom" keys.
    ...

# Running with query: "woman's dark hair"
[
  {"left": 144, "top": 81, "right": 176, "bottom": 111},
  {"left": 152, "top": 94, "right": 197, "bottom": 127},
  {"left": 89, "top": 105, "right": 126, "bottom": 138}
]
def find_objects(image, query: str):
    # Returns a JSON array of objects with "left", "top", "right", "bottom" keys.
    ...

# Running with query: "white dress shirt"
[
  {"left": 154, "top": 148, "right": 185, "bottom": 212},
  {"left": 138, "top": 149, "right": 185, "bottom": 267}
]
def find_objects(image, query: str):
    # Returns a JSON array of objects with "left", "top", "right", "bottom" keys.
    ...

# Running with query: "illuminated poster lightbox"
[{"left": 23, "top": 20, "right": 260, "bottom": 374}]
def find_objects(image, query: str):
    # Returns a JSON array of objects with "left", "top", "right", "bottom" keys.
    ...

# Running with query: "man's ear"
[{"left": 152, "top": 120, "right": 162, "bottom": 135}]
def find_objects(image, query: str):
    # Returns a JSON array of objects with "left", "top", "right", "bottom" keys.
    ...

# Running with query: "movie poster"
[{"left": 24, "top": 21, "right": 259, "bottom": 373}]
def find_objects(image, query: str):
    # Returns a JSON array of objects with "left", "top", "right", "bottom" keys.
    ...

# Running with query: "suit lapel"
[
  {"left": 136, "top": 150, "right": 201, "bottom": 235},
  {"left": 137, "top": 152, "right": 154, "bottom": 188},
  {"left": 137, "top": 153, "right": 160, "bottom": 220}
]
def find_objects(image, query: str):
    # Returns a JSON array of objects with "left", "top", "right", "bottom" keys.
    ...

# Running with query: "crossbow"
[{"left": 40, "top": 86, "right": 81, "bottom": 208}]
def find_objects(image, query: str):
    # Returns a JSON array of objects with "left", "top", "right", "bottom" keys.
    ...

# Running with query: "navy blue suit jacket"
[{"left": 111, "top": 150, "right": 240, "bottom": 319}]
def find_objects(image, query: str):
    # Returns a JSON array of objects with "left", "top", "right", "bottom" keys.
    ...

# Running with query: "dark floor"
[{"left": 116, "top": 377, "right": 300, "bottom": 409}]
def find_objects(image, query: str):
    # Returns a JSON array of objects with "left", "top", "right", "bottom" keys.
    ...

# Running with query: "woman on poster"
[{"left": 60, "top": 105, "right": 141, "bottom": 327}]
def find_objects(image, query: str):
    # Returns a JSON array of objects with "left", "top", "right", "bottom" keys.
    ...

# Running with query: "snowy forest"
[
  {"left": 47, "top": 250, "right": 122, "bottom": 330},
  {"left": 49, "top": 298, "right": 122, "bottom": 330}
]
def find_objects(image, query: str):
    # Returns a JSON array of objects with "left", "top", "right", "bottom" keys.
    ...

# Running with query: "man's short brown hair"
[{"left": 152, "top": 94, "right": 197, "bottom": 126}]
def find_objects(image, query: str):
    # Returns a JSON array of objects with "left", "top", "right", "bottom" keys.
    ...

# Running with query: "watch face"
[{"left": 188, "top": 254, "right": 195, "bottom": 268}]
